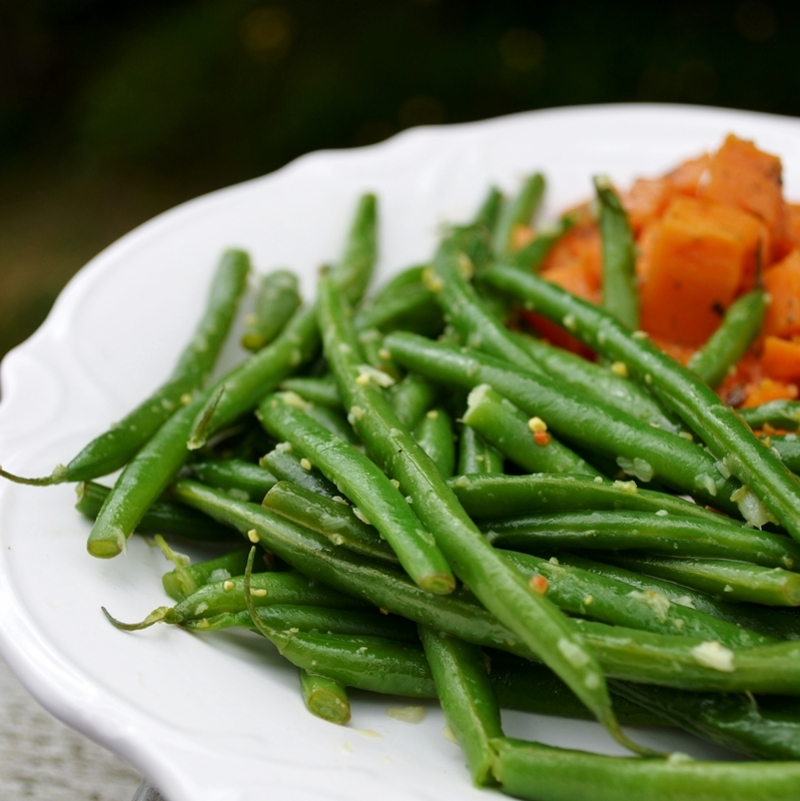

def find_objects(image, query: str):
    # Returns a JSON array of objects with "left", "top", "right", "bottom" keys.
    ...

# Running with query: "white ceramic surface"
[{"left": 1, "top": 105, "right": 799, "bottom": 801}]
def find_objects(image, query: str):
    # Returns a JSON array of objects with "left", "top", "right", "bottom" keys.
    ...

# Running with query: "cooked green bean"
[
  {"left": 483, "top": 264, "right": 800, "bottom": 537},
  {"left": 161, "top": 547, "right": 252, "bottom": 601},
  {"left": 457, "top": 425, "right": 504, "bottom": 475},
  {"left": 504, "top": 214, "right": 574, "bottom": 272},
  {"left": 188, "top": 458, "right": 276, "bottom": 502},
  {"left": 483, "top": 509, "right": 800, "bottom": 570},
  {"left": 385, "top": 333, "right": 741, "bottom": 511},
  {"left": 765, "top": 434, "right": 800, "bottom": 473},
  {"left": 490, "top": 736, "right": 800, "bottom": 801},
  {"left": 447, "top": 473, "right": 725, "bottom": 523},
  {"left": 300, "top": 669, "right": 351, "bottom": 725},
  {"left": 259, "top": 445, "right": 340, "bottom": 498},
  {"left": 414, "top": 406, "right": 456, "bottom": 479},
  {"left": 279, "top": 375, "right": 343, "bottom": 409},
  {"left": 327, "top": 193, "right": 378, "bottom": 306},
  {"left": 493, "top": 173, "right": 545, "bottom": 258},
  {"left": 605, "top": 554, "right": 800, "bottom": 606},
  {"left": 688, "top": 288, "right": 769, "bottom": 389},
  {"left": 1, "top": 249, "right": 250, "bottom": 486},
  {"left": 463, "top": 384, "right": 601, "bottom": 477},
  {"left": 388, "top": 372, "right": 439, "bottom": 430},
  {"left": 257, "top": 391, "right": 456, "bottom": 595},
  {"left": 419, "top": 626, "right": 502, "bottom": 786},
  {"left": 740, "top": 401, "right": 800, "bottom": 432},
  {"left": 240, "top": 269, "right": 301, "bottom": 352},
  {"left": 595, "top": 175, "right": 638, "bottom": 329}
]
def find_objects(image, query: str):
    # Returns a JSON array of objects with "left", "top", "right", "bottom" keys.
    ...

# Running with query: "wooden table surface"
[{"left": 0, "top": 654, "right": 143, "bottom": 799}]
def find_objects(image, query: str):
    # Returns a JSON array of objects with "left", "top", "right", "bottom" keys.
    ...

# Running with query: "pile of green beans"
[{"left": 11, "top": 173, "right": 800, "bottom": 800}]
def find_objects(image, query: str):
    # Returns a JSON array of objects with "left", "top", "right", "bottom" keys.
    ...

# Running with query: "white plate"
[{"left": 1, "top": 104, "right": 799, "bottom": 801}]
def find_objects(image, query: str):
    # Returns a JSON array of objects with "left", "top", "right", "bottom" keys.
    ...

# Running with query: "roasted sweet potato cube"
[{"left": 763, "top": 250, "right": 800, "bottom": 338}]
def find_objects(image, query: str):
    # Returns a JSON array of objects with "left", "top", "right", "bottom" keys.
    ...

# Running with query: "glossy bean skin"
[
  {"left": 240, "top": 269, "right": 301, "bottom": 352},
  {"left": 457, "top": 425, "right": 504, "bottom": 475}
]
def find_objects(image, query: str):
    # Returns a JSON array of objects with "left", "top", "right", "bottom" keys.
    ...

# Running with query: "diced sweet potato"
[
  {"left": 742, "top": 377, "right": 799, "bottom": 407},
  {"left": 699, "top": 134, "right": 784, "bottom": 260},
  {"left": 763, "top": 250, "right": 800, "bottom": 338},
  {"left": 761, "top": 336, "right": 800, "bottom": 382},
  {"left": 666, "top": 154, "right": 710, "bottom": 194},
  {"left": 776, "top": 203, "right": 800, "bottom": 259},
  {"left": 539, "top": 221, "right": 602, "bottom": 284},
  {"left": 639, "top": 196, "right": 767, "bottom": 346}
]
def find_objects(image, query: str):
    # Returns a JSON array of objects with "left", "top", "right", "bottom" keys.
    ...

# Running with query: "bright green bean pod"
[
  {"left": 262, "top": 481, "right": 398, "bottom": 565},
  {"left": 278, "top": 376, "right": 343, "bottom": 409},
  {"left": 558, "top": 553, "right": 800, "bottom": 642},
  {"left": 257, "top": 392, "right": 456, "bottom": 595},
  {"left": 357, "top": 327, "right": 401, "bottom": 380},
  {"left": 300, "top": 669, "right": 351, "bottom": 725},
  {"left": 463, "top": 384, "right": 601, "bottom": 477},
  {"left": 475, "top": 185, "right": 504, "bottom": 233},
  {"left": 484, "top": 264, "right": 800, "bottom": 538},
  {"left": 292, "top": 394, "right": 360, "bottom": 445},
  {"left": 457, "top": 425, "right": 504, "bottom": 475},
  {"left": 259, "top": 445, "right": 340, "bottom": 498},
  {"left": 327, "top": 193, "right": 378, "bottom": 306},
  {"left": 484, "top": 510, "right": 800, "bottom": 570},
  {"left": 414, "top": 407, "right": 456, "bottom": 479},
  {"left": 355, "top": 271, "right": 442, "bottom": 336},
  {"left": 448, "top": 473, "right": 725, "bottom": 523},
  {"left": 240, "top": 269, "right": 301, "bottom": 352},
  {"left": 418, "top": 626, "right": 502, "bottom": 786},
  {"left": 188, "top": 458, "right": 276, "bottom": 502},
  {"left": 1, "top": 249, "right": 250, "bottom": 486},
  {"left": 490, "top": 736, "right": 800, "bottom": 801},
  {"left": 688, "top": 288, "right": 769, "bottom": 389},
  {"left": 316, "top": 276, "right": 641, "bottom": 753},
  {"left": 504, "top": 214, "right": 574, "bottom": 272},
  {"left": 493, "top": 173, "right": 545, "bottom": 258},
  {"left": 765, "top": 434, "right": 800, "bottom": 473},
  {"left": 388, "top": 372, "right": 439, "bottom": 430},
  {"left": 186, "top": 305, "right": 320, "bottom": 450},
  {"left": 595, "top": 175, "right": 638, "bottom": 329},
  {"left": 161, "top": 548, "right": 252, "bottom": 601},
  {"left": 501, "top": 550, "right": 773, "bottom": 648},
  {"left": 606, "top": 554, "right": 800, "bottom": 606},
  {"left": 385, "top": 333, "right": 740, "bottom": 511},
  {"left": 739, "top": 401, "right": 800, "bottom": 432},
  {"left": 76, "top": 480, "right": 238, "bottom": 543},
  {"left": 511, "top": 331, "right": 680, "bottom": 432}
]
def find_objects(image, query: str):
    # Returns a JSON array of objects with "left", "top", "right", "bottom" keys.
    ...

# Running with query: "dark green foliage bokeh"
[{"left": 0, "top": 0, "right": 797, "bottom": 358}]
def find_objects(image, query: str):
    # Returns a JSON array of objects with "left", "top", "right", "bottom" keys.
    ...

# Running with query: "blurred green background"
[{"left": 1, "top": 0, "right": 798, "bottom": 361}]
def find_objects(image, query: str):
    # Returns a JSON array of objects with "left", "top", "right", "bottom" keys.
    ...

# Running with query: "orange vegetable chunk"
[
  {"left": 639, "top": 196, "right": 766, "bottom": 347},
  {"left": 763, "top": 250, "right": 800, "bottom": 339},
  {"left": 761, "top": 336, "right": 800, "bottom": 382},
  {"left": 742, "top": 377, "right": 799, "bottom": 408},
  {"left": 699, "top": 134, "right": 784, "bottom": 257}
]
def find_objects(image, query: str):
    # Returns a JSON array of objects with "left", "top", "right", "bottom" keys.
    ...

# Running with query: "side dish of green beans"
[{"left": 8, "top": 174, "right": 800, "bottom": 801}]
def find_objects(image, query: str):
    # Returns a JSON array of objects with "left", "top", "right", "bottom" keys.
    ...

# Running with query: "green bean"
[
  {"left": 484, "top": 264, "right": 800, "bottom": 537},
  {"left": 490, "top": 736, "right": 800, "bottom": 801},
  {"left": 300, "top": 669, "right": 350, "bottom": 725},
  {"left": 610, "top": 680, "right": 800, "bottom": 762},
  {"left": 594, "top": 175, "right": 638, "bottom": 329},
  {"left": 418, "top": 626, "right": 502, "bottom": 786},
  {"left": 240, "top": 269, "right": 301, "bottom": 352},
  {"left": 169, "top": 483, "right": 800, "bottom": 694},
  {"left": 278, "top": 376, "right": 343, "bottom": 409},
  {"left": 511, "top": 331, "right": 680, "bottom": 433},
  {"left": 259, "top": 445, "right": 340, "bottom": 498},
  {"left": 765, "top": 434, "right": 800, "bottom": 473},
  {"left": 1, "top": 249, "right": 250, "bottom": 486},
  {"left": 457, "top": 425, "right": 504, "bottom": 475},
  {"left": 388, "top": 372, "right": 439, "bottom": 430},
  {"left": 357, "top": 327, "right": 401, "bottom": 380},
  {"left": 257, "top": 391, "right": 456, "bottom": 595},
  {"left": 76, "top": 481, "right": 238, "bottom": 543},
  {"left": 291, "top": 393, "right": 360, "bottom": 445},
  {"left": 384, "top": 333, "right": 741, "bottom": 511},
  {"left": 483, "top": 510, "right": 800, "bottom": 570},
  {"left": 502, "top": 550, "right": 772, "bottom": 648},
  {"left": 493, "top": 173, "right": 545, "bottom": 258},
  {"left": 161, "top": 547, "right": 252, "bottom": 601},
  {"left": 688, "top": 289, "right": 769, "bottom": 389},
  {"left": 740, "top": 401, "right": 800, "bottom": 432},
  {"left": 86, "top": 305, "right": 319, "bottom": 558},
  {"left": 186, "top": 305, "right": 320, "bottom": 450},
  {"left": 475, "top": 185, "right": 504, "bottom": 233},
  {"left": 262, "top": 480, "right": 398, "bottom": 565},
  {"left": 316, "top": 276, "right": 644, "bottom": 753},
  {"left": 327, "top": 193, "right": 378, "bottom": 306},
  {"left": 557, "top": 553, "right": 800, "bottom": 642},
  {"left": 414, "top": 406, "right": 456, "bottom": 479},
  {"left": 504, "top": 214, "right": 574, "bottom": 272},
  {"left": 605, "top": 554, "right": 800, "bottom": 606},
  {"left": 188, "top": 458, "right": 276, "bottom": 502},
  {"left": 447, "top": 473, "right": 725, "bottom": 523},
  {"left": 462, "top": 384, "right": 601, "bottom": 477}
]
